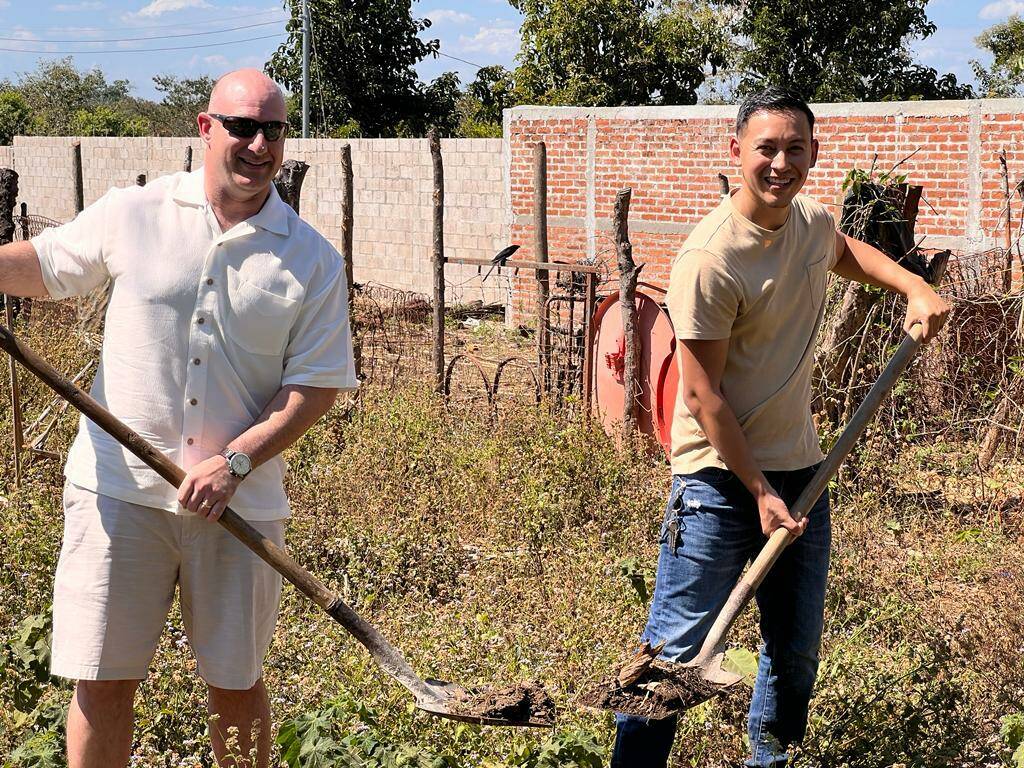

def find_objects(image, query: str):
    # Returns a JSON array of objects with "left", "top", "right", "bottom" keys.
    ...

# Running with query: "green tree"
[
  {"left": 511, "top": 0, "right": 732, "bottom": 106},
  {"left": 971, "top": 15, "right": 1024, "bottom": 98},
  {"left": 266, "top": 0, "right": 443, "bottom": 137},
  {"left": 725, "top": 0, "right": 973, "bottom": 101},
  {"left": 15, "top": 57, "right": 139, "bottom": 135},
  {"left": 0, "top": 90, "right": 31, "bottom": 144},
  {"left": 415, "top": 71, "right": 462, "bottom": 136},
  {"left": 465, "top": 65, "right": 515, "bottom": 126},
  {"left": 148, "top": 74, "right": 215, "bottom": 136},
  {"left": 70, "top": 105, "right": 150, "bottom": 137}
]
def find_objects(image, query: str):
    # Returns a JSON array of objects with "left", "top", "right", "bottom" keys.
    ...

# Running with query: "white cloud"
[
  {"left": 131, "top": 0, "right": 211, "bottom": 18},
  {"left": 457, "top": 23, "right": 519, "bottom": 56},
  {"left": 425, "top": 9, "right": 473, "bottom": 25},
  {"left": 979, "top": 1, "right": 1024, "bottom": 20},
  {"left": 52, "top": 1, "right": 105, "bottom": 10}
]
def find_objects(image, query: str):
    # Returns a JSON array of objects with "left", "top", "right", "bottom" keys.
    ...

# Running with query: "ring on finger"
[{"left": 199, "top": 500, "right": 212, "bottom": 509}]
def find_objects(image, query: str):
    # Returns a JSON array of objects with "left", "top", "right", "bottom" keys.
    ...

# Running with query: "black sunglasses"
[{"left": 208, "top": 113, "right": 287, "bottom": 142}]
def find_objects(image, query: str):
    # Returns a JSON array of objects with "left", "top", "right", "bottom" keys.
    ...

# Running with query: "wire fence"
[{"left": 5, "top": 204, "right": 1024, "bottom": 473}]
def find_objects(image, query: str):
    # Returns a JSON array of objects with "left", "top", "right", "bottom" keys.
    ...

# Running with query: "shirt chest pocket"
[
  {"left": 805, "top": 252, "right": 830, "bottom": 310},
  {"left": 223, "top": 266, "right": 299, "bottom": 356}
]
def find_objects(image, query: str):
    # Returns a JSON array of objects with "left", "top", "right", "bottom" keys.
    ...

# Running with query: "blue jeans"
[{"left": 611, "top": 466, "right": 831, "bottom": 768}]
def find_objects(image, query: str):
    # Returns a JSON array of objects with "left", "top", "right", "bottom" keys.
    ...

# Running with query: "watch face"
[{"left": 230, "top": 452, "right": 252, "bottom": 476}]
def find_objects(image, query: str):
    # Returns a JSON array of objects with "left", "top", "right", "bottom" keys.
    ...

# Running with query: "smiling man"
[
  {"left": 0, "top": 69, "right": 357, "bottom": 768},
  {"left": 611, "top": 87, "right": 949, "bottom": 767}
]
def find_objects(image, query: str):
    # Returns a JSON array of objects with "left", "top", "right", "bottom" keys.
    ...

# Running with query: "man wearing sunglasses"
[{"left": 0, "top": 69, "right": 357, "bottom": 768}]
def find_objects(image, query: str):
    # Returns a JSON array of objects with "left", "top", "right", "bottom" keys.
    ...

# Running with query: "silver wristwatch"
[{"left": 221, "top": 449, "right": 252, "bottom": 479}]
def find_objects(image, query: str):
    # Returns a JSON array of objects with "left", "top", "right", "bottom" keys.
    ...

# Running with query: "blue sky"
[{"left": 0, "top": 0, "right": 1018, "bottom": 101}]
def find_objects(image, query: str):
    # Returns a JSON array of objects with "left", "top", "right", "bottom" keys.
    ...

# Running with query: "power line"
[
  {"left": 0, "top": 20, "right": 286, "bottom": 44},
  {"left": 28, "top": 8, "right": 288, "bottom": 34},
  {"left": 0, "top": 32, "right": 287, "bottom": 55},
  {"left": 437, "top": 51, "right": 487, "bottom": 71}
]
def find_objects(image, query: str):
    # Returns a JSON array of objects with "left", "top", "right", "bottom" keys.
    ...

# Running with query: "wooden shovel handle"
[
  {"left": 698, "top": 324, "right": 925, "bottom": 658},
  {"left": 0, "top": 324, "right": 438, "bottom": 702}
]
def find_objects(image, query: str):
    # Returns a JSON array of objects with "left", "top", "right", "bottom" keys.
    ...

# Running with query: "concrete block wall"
[
  {"left": 4, "top": 136, "right": 507, "bottom": 301},
  {"left": 504, "top": 100, "right": 1024, "bottom": 314}
]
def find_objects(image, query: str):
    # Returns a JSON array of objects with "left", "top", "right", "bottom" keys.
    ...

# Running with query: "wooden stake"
[
  {"left": 429, "top": 129, "right": 445, "bottom": 394},
  {"left": 1, "top": 168, "right": 22, "bottom": 485},
  {"left": 273, "top": 159, "right": 310, "bottom": 215},
  {"left": 534, "top": 142, "right": 550, "bottom": 394},
  {"left": 582, "top": 271, "right": 596, "bottom": 413},
  {"left": 1000, "top": 150, "right": 1014, "bottom": 293},
  {"left": 614, "top": 187, "right": 640, "bottom": 436},
  {"left": 183, "top": 145, "right": 193, "bottom": 173},
  {"left": 72, "top": 142, "right": 84, "bottom": 215},
  {"left": 340, "top": 143, "right": 360, "bottom": 379}
]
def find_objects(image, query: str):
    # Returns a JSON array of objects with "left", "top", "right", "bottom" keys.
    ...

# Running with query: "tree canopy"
[
  {"left": 265, "top": 0, "right": 459, "bottom": 137},
  {"left": 971, "top": 15, "right": 1024, "bottom": 98},
  {"left": 724, "top": 0, "right": 973, "bottom": 101},
  {"left": 510, "top": 0, "right": 732, "bottom": 106}
]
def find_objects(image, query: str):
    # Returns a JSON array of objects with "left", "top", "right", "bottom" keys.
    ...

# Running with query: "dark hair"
[{"left": 735, "top": 86, "right": 815, "bottom": 135}]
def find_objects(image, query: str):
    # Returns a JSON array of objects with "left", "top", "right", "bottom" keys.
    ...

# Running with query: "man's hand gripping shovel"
[
  {"left": 0, "top": 324, "right": 555, "bottom": 728},
  {"left": 583, "top": 324, "right": 926, "bottom": 719}
]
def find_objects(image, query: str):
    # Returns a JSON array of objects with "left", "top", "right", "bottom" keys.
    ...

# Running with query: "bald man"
[{"left": 0, "top": 69, "right": 358, "bottom": 767}]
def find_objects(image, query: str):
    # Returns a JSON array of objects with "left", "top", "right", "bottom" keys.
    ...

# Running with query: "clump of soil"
[
  {"left": 580, "top": 661, "right": 722, "bottom": 720},
  {"left": 447, "top": 682, "right": 555, "bottom": 726}
]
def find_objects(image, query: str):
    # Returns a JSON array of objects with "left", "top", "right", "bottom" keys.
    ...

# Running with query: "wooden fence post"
[
  {"left": 72, "top": 142, "right": 84, "bottom": 215},
  {"left": 614, "top": 187, "right": 641, "bottom": 436},
  {"left": 582, "top": 271, "right": 597, "bottom": 413},
  {"left": 273, "top": 159, "right": 310, "bottom": 215},
  {"left": 429, "top": 129, "right": 445, "bottom": 394},
  {"left": 1, "top": 168, "right": 23, "bottom": 486},
  {"left": 340, "top": 143, "right": 360, "bottom": 379},
  {"left": 19, "top": 202, "right": 28, "bottom": 241},
  {"left": 183, "top": 145, "right": 193, "bottom": 173},
  {"left": 534, "top": 142, "right": 550, "bottom": 394}
]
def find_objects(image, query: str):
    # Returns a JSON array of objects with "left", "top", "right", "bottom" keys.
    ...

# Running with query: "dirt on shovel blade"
[
  {"left": 580, "top": 661, "right": 721, "bottom": 720},
  {"left": 447, "top": 682, "right": 555, "bottom": 725}
]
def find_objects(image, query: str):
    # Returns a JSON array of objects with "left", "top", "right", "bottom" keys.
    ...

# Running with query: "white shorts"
[{"left": 52, "top": 482, "right": 285, "bottom": 690}]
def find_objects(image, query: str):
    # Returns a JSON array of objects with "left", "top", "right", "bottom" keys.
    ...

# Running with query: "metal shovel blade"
[{"left": 415, "top": 679, "right": 554, "bottom": 727}]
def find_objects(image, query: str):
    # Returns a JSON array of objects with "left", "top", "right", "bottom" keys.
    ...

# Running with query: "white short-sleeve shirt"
[{"left": 33, "top": 169, "right": 358, "bottom": 520}]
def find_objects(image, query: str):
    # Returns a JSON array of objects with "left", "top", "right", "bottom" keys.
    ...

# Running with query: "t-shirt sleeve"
[
  {"left": 281, "top": 248, "right": 359, "bottom": 391},
  {"left": 31, "top": 190, "right": 114, "bottom": 300},
  {"left": 666, "top": 248, "right": 742, "bottom": 341},
  {"left": 824, "top": 206, "right": 842, "bottom": 270}
]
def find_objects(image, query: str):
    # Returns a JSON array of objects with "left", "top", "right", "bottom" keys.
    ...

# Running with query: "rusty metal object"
[
  {"left": 443, "top": 353, "right": 492, "bottom": 406},
  {"left": 493, "top": 356, "right": 542, "bottom": 406}
]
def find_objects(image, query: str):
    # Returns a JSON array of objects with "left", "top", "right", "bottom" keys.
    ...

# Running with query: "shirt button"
[
  {"left": 186, "top": 438, "right": 194, "bottom": 446},
  {"left": 193, "top": 358, "right": 201, "bottom": 365},
  {"left": 189, "top": 398, "right": 198, "bottom": 406},
  {"left": 206, "top": 278, "right": 214, "bottom": 286}
]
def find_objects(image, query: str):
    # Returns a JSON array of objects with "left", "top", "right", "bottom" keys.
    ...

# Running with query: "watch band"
[{"left": 221, "top": 448, "right": 252, "bottom": 479}]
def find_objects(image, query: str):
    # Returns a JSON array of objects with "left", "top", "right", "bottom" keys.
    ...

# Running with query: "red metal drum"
[{"left": 591, "top": 286, "right": 679, "bottom": 458}]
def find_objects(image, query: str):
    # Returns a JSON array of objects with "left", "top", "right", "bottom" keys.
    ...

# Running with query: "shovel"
[
  {"left": 0, "top": 324, "right": 554, "bottom": 728},
  {"left": 585, "top": 323, "right": 925, "bottom": 718}
]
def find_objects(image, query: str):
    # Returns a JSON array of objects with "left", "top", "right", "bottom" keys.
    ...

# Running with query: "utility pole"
[{"left": 301, "top": 0, "right": 310, "bottom": 138}]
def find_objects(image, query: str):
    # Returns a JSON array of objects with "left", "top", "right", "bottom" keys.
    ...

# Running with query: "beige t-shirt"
[{"left": 667, "top": 194, "right": 840, "bottom": 475}]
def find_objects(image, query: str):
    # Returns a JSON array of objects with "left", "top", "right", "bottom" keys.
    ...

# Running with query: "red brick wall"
[{"left": 505, "top": 100, "right": 1024, "bottom": 319}]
